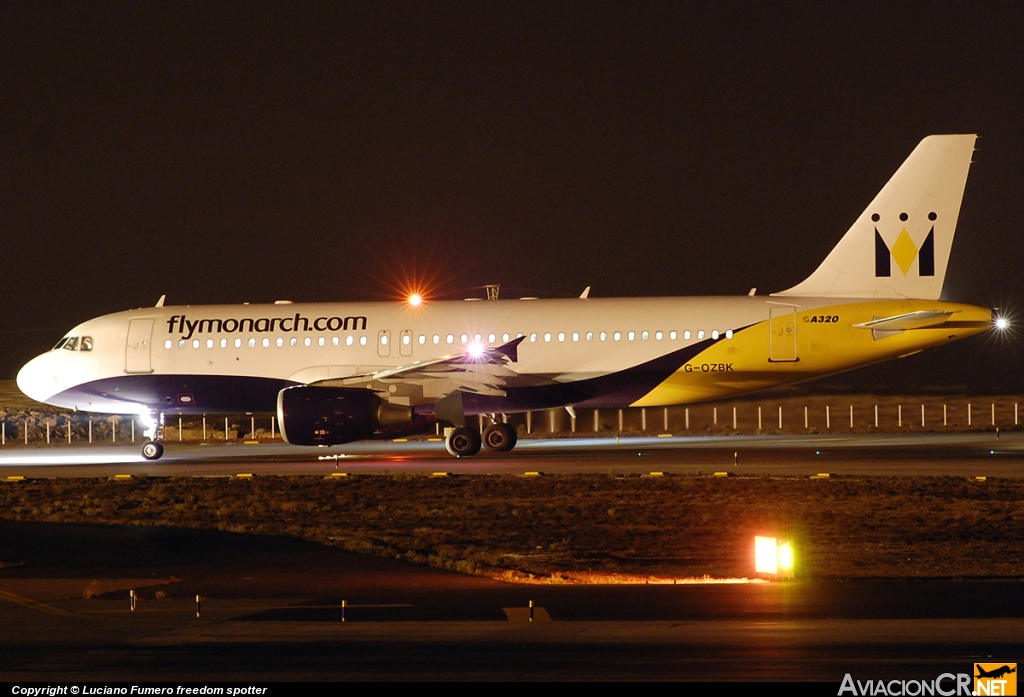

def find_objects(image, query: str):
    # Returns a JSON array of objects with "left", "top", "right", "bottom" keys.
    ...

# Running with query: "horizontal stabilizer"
[{"left": 853, "top": 310, "right": 953, "bottom": 331}]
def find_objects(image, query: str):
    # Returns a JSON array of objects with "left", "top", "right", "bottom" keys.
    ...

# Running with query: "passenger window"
[
  {"left": 726, "top": 329, "right": 734, "bottom": 339},
  {"left": 572, "top": 332, "right": 579, "bottom": 342},
  {"left": 461, "top": 334, "right": 468, "bottom": 344},
  {"left": 193, "top": 340, "right": 201, "bottom": 349},
  {"left": 180, "top": 340, "right": 188, "bottom": 349},
  {"left": 712, "top": 330, "right": 719, "bottom": 340},
  {"left": 433, "top": 334, "right": 440, "bottom": 344},
  {"left": 359, "top": 336, "right": 367, "bottom": 346},
  {"left": 345, "top": 336, "right": 352, "bottom": 346},
  {"left": 628, "top": 331, "right": 635, "bottom": 341},
  {"left": 221, "top": 339, "right": 228, "bottom": 348},
  {"left": 206, "top": 339, "right": 214, "bottom": 348},
  {"left": 304, "top": 337, "right": 311, "bottom": 347},
  {"left": 655, "top": 331, "right": 662, "bottom": 340},
  {"left": 613, "top": 332, "right": 621, "bottom": 341},
  {"left": 164, "top": 340, "right": 172, "bottom": 350},
  {"left": 488, "top": 333, "right": 496, "bottom": 343},
  {"left": 544, "top": 333, "right": 551, "bottom": 342},
  {"left": 530, "top": 333, "right": 537, "bottom": 342},
  {"left": 600, "top": 332, "right": 607, "bottom": 341},
  {"left": 586, "top": 332, "right": 593, "bottom": 341},
  {"left": 697, "top": 331, "right": 705, "bottom": 340},
  {"left": 683, "top": 331, "right": 690, "bottom": 340},
  {"left": 235, "top": 338, "right": 242, "bottom": 348},
  {"left": 670, "top": 331, "right": 677, "bottom": 340},
  {"left": 291, "top": 337, "right": 298, "bottom": 347},
  {"left": 502, "top": 333, "right": 510, "bottom": 342},
  {"left": 446, "top": 334, "right": 454, "bottom": 345},
  {"left": 558, "top": 332, "right": 565, "bottom": 342},
  {"left": 419, "top": 335, "right": 426, "bottom": 345}
]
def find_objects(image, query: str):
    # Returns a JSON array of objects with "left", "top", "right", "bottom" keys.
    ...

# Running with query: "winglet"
[
  {"left": 492, "top": 336, "right": 526, "bottom": 362},
  {"left": 580, "top": 286, "right": 591, "bottom": 299},
  {"left": 155, "top": 295, "right": 166, "bottom": 308}
]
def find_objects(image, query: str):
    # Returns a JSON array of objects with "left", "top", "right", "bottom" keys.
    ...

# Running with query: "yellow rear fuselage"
[{"left": 633, "top": 298, "right": 991, "bottom": 406}]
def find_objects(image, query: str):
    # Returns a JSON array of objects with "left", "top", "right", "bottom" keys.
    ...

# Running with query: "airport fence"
[{"left": 1, "top": 395, "right": 1023, "bottom": 447}]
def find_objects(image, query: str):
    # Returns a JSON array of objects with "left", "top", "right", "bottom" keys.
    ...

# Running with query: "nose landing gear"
[
  {"left": 141, "top": 440, "right": 164, "bottom": 460},
  {"left": 140, "top": 412, "right": 166, "bottom": 460}
]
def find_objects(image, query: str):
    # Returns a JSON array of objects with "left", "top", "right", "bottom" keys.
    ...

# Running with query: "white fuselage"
[{"left": 17, "top": 295, "right": 992, "bottom": 417}]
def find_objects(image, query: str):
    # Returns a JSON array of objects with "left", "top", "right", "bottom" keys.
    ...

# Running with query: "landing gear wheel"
[
  {"left": 482, "top": 423, "right": 518, "bottom": 452},
  {"left": 141, "top": 440, "right": 164, "bottom": 461},
  {"left": 445, "top": 427, "right": 481, "bottom": 457}
]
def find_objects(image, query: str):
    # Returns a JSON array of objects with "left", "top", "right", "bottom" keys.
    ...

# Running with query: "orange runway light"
[
  {"left": 755, "top": 536, "right": 795, "bottom": 577},
  {"left": 754, "top": 536, "right": 778, "bottom": 574}
]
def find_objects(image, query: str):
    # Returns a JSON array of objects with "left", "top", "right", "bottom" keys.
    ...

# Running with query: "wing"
[{"left": 312, "top": 336, "right": 526, "bottom": 397}]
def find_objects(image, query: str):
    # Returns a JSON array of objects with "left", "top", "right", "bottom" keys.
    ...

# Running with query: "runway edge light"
[
  {"left": 755, "top": 536, "right": 795, "bottom": 577},
  {"left": 754, "top": 536, "right": 778, "bottom": 574}
]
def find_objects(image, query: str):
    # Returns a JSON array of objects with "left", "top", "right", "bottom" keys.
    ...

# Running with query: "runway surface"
[
  {"left": 1, "top": 520, "right": 1021, "bottom": 681},
  {"left": 1, "top": 431, "right": 1022, "bottom": 478}
]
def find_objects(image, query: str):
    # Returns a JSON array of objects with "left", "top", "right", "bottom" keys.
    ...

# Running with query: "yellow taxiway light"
[{"left": 778, "top": 542, "right": 794, "bottom": 572}]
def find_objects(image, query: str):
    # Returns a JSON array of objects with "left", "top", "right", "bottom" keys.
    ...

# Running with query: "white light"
[
  {"left": 996, "top": 317, "right": 1009, "bottom": 330},
  {"left": 408, "top": 294, "right": 422, "bottom": 306},
  {"left": 467, "top": 341, "right": 485, "bottom": 359},
  {"left": 755, "top": 536, "right": 778, "bottom": 574}
]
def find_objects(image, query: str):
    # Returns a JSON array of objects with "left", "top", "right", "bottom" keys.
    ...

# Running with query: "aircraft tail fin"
[{"left": 774, "top": 134, "right": 977, "bottom": 300}]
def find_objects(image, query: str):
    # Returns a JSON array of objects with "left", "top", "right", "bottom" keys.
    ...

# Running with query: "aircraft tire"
[
  {"left": 445, "top": 427, "right": 481, "bottom": 457},
  {"left": 141, "top": 440, "right": 164, "bottom": 460},
  {"left": 482, "top": 423, "right": 517, "bottom": 452}
]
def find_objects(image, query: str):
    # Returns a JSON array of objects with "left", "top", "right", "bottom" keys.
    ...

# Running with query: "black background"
[{"left": 3, "top": 3, "right": 1022, "bottom": 389}]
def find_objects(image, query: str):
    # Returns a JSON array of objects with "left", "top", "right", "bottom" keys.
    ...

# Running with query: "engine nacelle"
[{"left": 277, "top": 385, "right": 426, "bottom": 446}]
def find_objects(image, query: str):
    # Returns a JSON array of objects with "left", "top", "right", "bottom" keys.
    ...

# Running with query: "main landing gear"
[
  {"left": 141, "top": 412, "right": 166, "bottom": 460},
  {"left": 444, "top": 421, "right": 518, "bottom": 457}
]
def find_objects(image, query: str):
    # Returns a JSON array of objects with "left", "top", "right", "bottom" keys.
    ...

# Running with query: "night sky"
[{"left": 3, "top": 3, "right": 1024, "bottom": 390}]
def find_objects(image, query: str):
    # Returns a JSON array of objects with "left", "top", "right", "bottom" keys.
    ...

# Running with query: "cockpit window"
[{"left": 53, "top": 336, "right": 93, "bottom": 351}]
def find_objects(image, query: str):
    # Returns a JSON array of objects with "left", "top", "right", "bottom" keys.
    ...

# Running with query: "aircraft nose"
[{"left": 16, "top": 353, "right": 58, "bottom": 404}]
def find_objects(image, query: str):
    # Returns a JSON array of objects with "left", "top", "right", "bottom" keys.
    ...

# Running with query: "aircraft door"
[
  {"left": 769, "top": 306, "right": 798, "bottom": 362},
  {"left": 399, "top": 329, "right": 413, "bottom": 357},
  {"left": 377, "top": 330, "right": 391, "bottom": 357},
  {"left": 125, "top": 319, "right": 155, "bottom": 374}
]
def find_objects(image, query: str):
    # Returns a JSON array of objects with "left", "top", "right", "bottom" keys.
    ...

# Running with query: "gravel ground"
[{"left": 1, "top": 473, "right": 1021, "bottom": 580}]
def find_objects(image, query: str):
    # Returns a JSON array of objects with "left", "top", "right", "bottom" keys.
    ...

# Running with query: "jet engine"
[{"left": 277, "top": 385, "right": 427, "bottom": 446}]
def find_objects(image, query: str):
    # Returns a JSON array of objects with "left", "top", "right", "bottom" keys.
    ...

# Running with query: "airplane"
[
  {"left": 17, "top": 134, "right": 997, "bottom": 460},
  {"left": 976, "top": 665, "right": 1017, "bottom": 680}
]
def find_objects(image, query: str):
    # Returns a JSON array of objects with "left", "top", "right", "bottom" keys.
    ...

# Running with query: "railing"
[{"left": 2, "top": 396, "right": 1022, "bottom": 446}]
